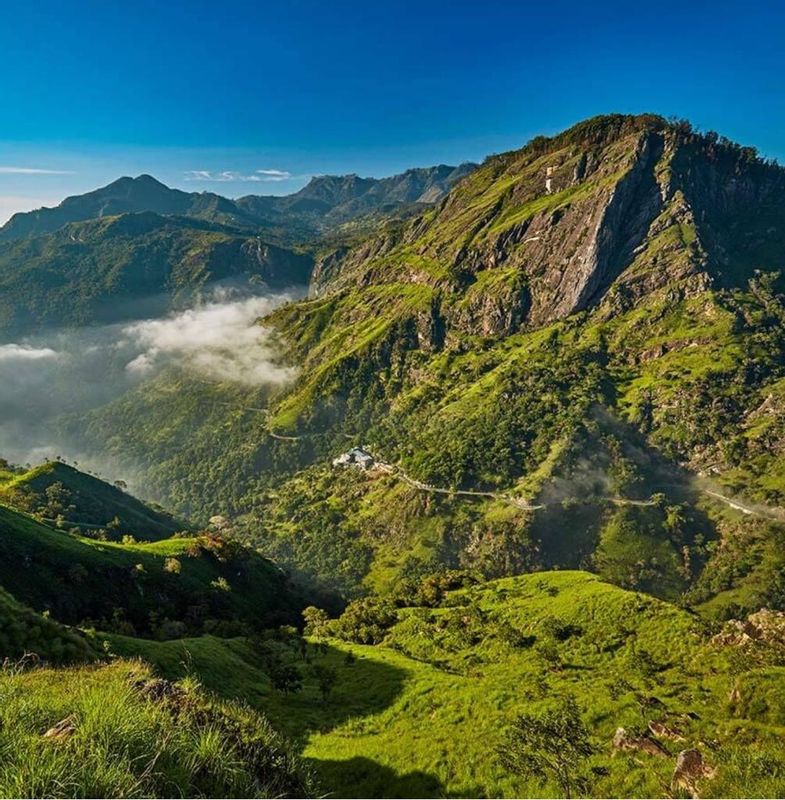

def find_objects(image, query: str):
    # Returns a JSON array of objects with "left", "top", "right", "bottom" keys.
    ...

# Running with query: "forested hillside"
[
  {"left": 68, "top": 115, "right": 785, "bottom": 621},
  {"left": 5, "top": 114, "right": 785, "bottom": 798}
]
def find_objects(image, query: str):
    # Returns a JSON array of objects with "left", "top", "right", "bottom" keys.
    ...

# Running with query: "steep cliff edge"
[{"left": 313, "top": 114, "right": 785, "bottom": 337}]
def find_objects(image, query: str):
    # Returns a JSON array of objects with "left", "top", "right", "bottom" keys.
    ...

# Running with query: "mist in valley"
[{"left": 0, "top": 285, "right": 300, "bottom": 483}]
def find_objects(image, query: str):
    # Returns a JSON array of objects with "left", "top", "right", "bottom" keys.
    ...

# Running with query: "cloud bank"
[
  {"left": 122, "top": 294, "right": 295, "bottom": 385},
  {"left": 0, "top": 343, "right": 61, "bottom": 361},
  {"left": 0, "top": 288, "right": 295, "bottom": 467}
]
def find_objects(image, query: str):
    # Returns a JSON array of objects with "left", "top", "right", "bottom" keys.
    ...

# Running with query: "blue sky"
[{"left": 2, "top": 0, "right": 785, "bottom": 222}]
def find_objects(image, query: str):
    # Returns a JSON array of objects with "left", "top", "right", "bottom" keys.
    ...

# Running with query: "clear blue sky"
[{"left": 2, "top": 0, "right": 785, "bottom": 222}]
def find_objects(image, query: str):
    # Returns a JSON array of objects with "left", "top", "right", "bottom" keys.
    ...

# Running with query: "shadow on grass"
[
  {"left": 264, "top": 643, "right": 408, "bottom": 741},
  {"left": 310, "top": 756, "right": 446, "bottom": 799}
]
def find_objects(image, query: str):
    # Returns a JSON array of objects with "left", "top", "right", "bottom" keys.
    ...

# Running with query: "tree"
[
  {"left": 310, "top": 663, "right": 337, "bottom": 701},
  {"left": 269, "top": 661, "right": 303, "bottom": 695},
  {"left": 498, "top": 697, "right": 595, "bottom": 798},
  {"left": 164, "top": 557, "right": 182, "bottom": 575},
  {"left": 41, "top": 482, "right": 74, "bottom": 518},
  {"left": 302, "top": 606, "right": 330, "bottom": 637}
]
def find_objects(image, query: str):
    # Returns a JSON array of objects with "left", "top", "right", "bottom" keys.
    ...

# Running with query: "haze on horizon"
[{"left": 3, "top": 0, "right": 785, "bottom": 225}]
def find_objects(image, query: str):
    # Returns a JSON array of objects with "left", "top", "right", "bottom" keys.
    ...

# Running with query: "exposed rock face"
[
  {"left": 648, "top": 720, "right": 686, "bottom": 742},
  {"left": 312, "top": 114, "right": 785, "bottom": 340},
  {"left": 712, "top": 607, "right": 785, "bottom": 647},
  {"left": 612, "top": 726, "right": 669, "bottom": 757}
]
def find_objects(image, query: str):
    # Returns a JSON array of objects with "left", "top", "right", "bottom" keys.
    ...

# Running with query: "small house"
[{"left": 332, "top": 447, "right": 375, "bottom": 470}]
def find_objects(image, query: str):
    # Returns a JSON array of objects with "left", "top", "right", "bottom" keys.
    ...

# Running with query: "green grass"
[
  {"left": 271, "top": 571, "right": 785, "bottom": 797},
  {"left": 0, "top": 658, "right": 313, "bottom": 798},
  {"left": 0, "top": 503, "right": 298, "bottom": 634},
  {"left": 113, "top": 571, "right": 785, "bottom": 798}
]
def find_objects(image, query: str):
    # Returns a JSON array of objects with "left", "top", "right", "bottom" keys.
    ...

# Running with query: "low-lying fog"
[{"left": 0, "top": 286, "right": 299, "bottom": 470}]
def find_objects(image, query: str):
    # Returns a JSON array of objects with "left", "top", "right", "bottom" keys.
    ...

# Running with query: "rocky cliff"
[{"left": 313, "top": 114, "right": 785, "bottom": 336}]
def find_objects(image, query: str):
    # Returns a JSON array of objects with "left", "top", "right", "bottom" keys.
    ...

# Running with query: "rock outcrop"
[
  {"left": 671, "top": 748, "right": 716, "bottom": 797},
  {"left": 312, "top": 114, "right": 785, "bottom": 340}
]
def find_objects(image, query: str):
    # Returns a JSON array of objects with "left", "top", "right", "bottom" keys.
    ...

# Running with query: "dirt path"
[{"left": 217, "top": 400, "right": 785, "bottom": 520}]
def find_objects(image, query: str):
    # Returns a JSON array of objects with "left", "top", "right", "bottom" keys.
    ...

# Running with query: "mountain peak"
[{"left": 317, "top": 114, "right": 785, "bottom": 334}]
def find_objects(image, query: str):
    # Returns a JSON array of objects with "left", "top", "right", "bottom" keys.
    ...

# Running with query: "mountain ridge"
[{"left": 0, "top": 163, "right": 477, "bottom": 243}]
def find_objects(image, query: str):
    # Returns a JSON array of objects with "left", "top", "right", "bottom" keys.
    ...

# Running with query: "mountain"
[
  {"left": 311, "top": 113, "right": 785, "bottom": 320},
  {"left": 0, "top": 174, "right": 257, "bottom": 241},
  {"left": 0, "top": 165, "right": 477, "bottom": 244},
  {"left": 0, "top": 212, "right": 312, "bottom": 334},
  {"left": 71, "top": 114, "right": 785, "bottom": 619},
  {"left": 236, "top": 164, "right": 477, "bottom": 232},
  {"left": 8, "top": 113, "right": 785, "bottom": 799},
  {"left": 0, "top": 460, "right": 186, "bottom": 540}
]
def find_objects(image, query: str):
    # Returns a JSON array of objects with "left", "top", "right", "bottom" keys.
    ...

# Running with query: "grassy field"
[{"left": 109, "top": 571, "right": 785, "bottom": 798}]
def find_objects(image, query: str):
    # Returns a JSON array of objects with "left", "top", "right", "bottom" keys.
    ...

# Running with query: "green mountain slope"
[
  {"left": 293, "top": 571, "right": 785, "bottom": 798},
  {"left": 0, "top": 211, "right": 312, "bottom": 334},
  {"left": 70, "top": 115, "right": 785, "bottom": 616},
  {"left": 0, "top": 503, "right": 299, "bottom": 634},
  {"left": 0, "top": 461, "right": 185, "bottom": 540}
]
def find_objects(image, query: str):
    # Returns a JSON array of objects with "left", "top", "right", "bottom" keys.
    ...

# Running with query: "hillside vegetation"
[
  {"left": 0, "top": 659, "right": 313, "bottom": 798},
  {"left": 6, "top": 114, "right": 785, "bottom": 798},
  {"left": 66, "top": 115, "right": 785, "bottom": 617},
  {"left": 0, "top": 502, "right": 299, "bottom": 635},
  {"left": 0, "top": 212, "right": 312, "bottom": 334},
  {"left": 104, "top": 571, "right": 785, "bottom": 798},
  {"left": 0, "top": 461, "right": 185, "bottom": 540}
]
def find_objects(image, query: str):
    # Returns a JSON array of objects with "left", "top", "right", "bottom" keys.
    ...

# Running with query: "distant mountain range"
[
  {"left": 0, "top": 163, "right": 477, "bottom": 243},
  {"left": 0, "top": 163, "right": 475, "bottom": 334}
]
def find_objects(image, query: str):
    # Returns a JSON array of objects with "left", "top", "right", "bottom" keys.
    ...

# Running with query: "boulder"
[
  {"left": 648, "top": 720, "right": 686, "bottom": 742},
  {"left": 671, "top": 748, "right": 716, "bottom": 797},
  {"left": 612, "top": 726, "right": 669, "bottom": 757}
]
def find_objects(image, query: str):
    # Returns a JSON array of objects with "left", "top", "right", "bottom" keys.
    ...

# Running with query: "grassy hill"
[
  {"left": 0, "top": 658, "right": 314, "bottom": 798},
  {"left": 0, "top": 503, "right": 299, "bottom": 635},
  {"left": 0, "top": 461, "right": 185, "bottom": 540},
  {"left": 104, "top": 571, "right": 785, "bottom": 798}
]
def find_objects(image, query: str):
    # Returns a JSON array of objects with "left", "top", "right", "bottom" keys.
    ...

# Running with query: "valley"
[{"left": 4, "top": 113, "right": 785, "bottom": 797}]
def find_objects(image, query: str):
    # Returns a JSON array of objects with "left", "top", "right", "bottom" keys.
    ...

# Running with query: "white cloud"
[
  {"left": 0, "top": 167, "right": 75, "bottom": 175},
  {"left": 255, "top": 169, "right": 291, "bottom": 180},
  {"left": 121, "top": 294, "right": 295, "bottom": 386},
  {"left": 0, "top": 344, "right": 61, "bottom": 361},
  {"left": 184, "top": 168, "right": 293, "bottom": 183}
]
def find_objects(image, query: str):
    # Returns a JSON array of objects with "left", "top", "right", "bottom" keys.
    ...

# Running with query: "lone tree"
[
  {"left": 498, "top": 697, "right": 595, "bottom": 798},
  {"left": 310, "top": 663, "right": 338, "bottom": 701}
]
